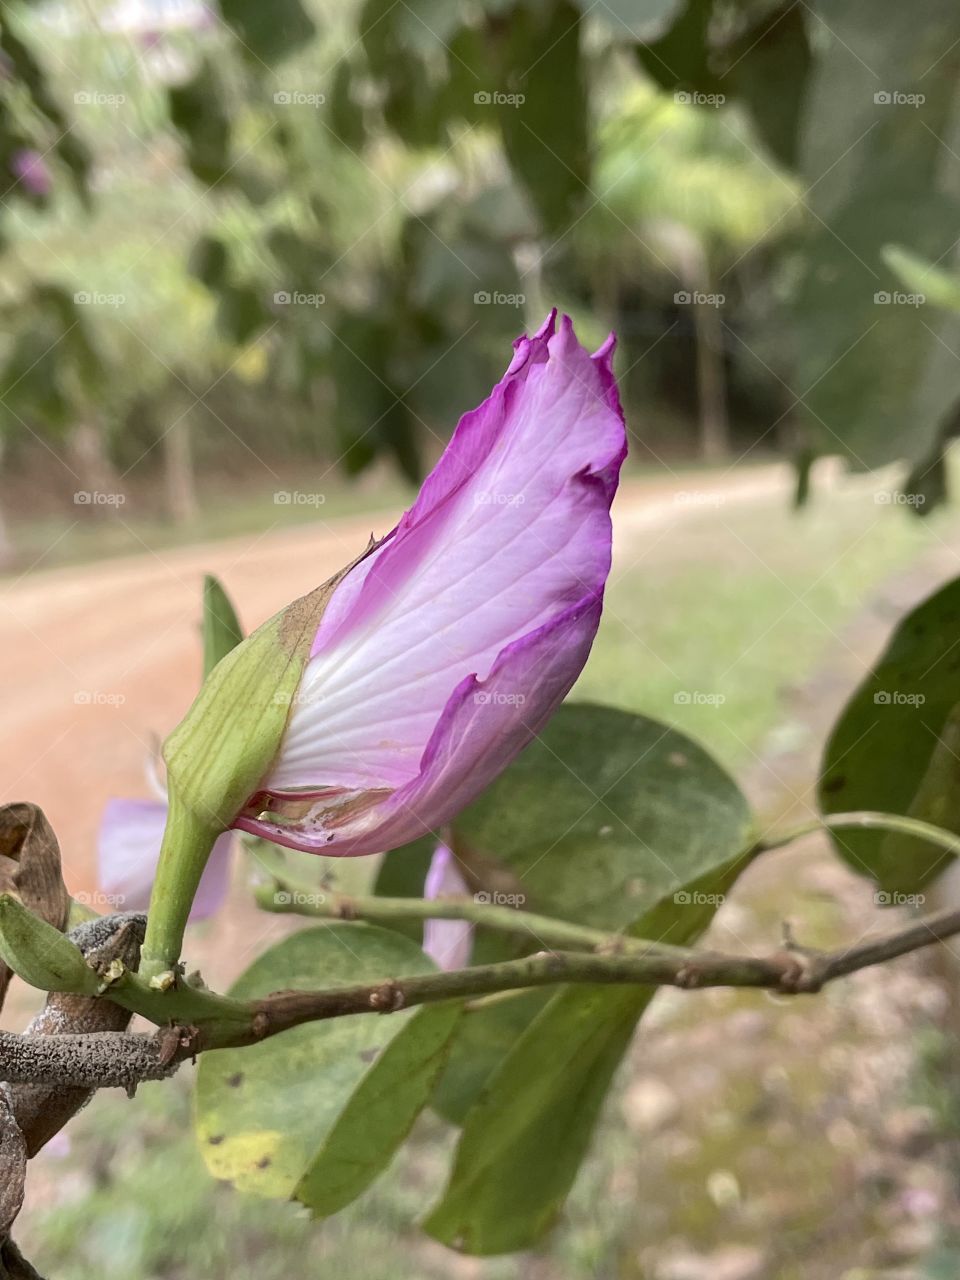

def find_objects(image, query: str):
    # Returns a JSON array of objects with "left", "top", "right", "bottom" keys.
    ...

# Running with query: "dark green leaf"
[
  {"left": 425, "top": 848, "right": 748, "bottom": 1253},
  {"left": 794, "top": 0, "right": 960, "bottom": 470},
  {"left": 219, "top": 0, "right": 315, "bottom": 65},
  {"left": 820, "top": 575, "right": 960, "bottom": 893},
  {"left": 453, "top": 702, "right": 753, "bottom": 933},
  {"left": 169, "top": 62, "right": 233, "bottom": 187},
  {"left": 432, "top": 703, "right": 753, "bottom": 1122}
]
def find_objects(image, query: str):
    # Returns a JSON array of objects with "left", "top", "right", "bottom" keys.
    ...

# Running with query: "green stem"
[
  {"left": 139, "top": 793, "right": 222, "bottom": 984},
  {"left": 759, "top": 810, "right": 960, "bottom": 860},
  {"left": 254, "top": 883, "right": 689, "bottom": 960}
]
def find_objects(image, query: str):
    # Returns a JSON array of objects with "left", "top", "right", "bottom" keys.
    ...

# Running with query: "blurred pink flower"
[{"left": 422, "top": 844, "right": 473, "bottom": 970}]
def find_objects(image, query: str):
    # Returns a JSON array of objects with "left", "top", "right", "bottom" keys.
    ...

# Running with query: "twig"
[{"left": 254, "top": 884, "right": 691, "bottom": 960}]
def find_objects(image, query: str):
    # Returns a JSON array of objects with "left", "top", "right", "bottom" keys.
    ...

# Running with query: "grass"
[{"left": 14, "top": 477, "right": 953, "bottom": 1279}]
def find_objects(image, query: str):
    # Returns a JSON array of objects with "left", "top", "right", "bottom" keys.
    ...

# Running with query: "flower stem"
[
  {"left": 139, "top": 794, "right": 222, "bottom": 983},
  {"left": 254, "top": 883, "right": 690, "bottom": 960}
]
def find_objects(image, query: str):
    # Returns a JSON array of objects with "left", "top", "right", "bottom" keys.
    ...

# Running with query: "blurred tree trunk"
[
  {"left": 692, "top": 273, "right": 729, "bottom": 463},
  {"left": 162, "top": 415, "right": 198, "bottom": 525},
  {"left": 68, "top": 421, "right": 124, "bottom": 513}
]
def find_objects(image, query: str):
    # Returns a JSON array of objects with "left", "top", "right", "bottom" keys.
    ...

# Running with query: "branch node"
[{"left": 369, "top": 981, "right": 404, "bottom": 1012}]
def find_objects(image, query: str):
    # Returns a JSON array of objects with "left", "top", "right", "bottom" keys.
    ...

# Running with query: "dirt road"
[{"left": 0, "top": 465, "right": 794, "bottom": 895}]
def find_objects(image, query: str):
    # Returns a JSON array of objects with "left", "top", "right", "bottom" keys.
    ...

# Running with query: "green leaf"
[
  {"left": 202, "top": 575, "right": 244, "bottom": 679},
  {"left": 726, "top": 1, "right": 812, "bottom": 168},
  {"left": 219, "top": 0, "right": 315, "bottom": 65},
  {"left": 424, "top": 849, "right": 747, "bottom": 1254},
  {"left": 820, "top": 575, "right": 960, "bottom": 894},
  {"left": 497, "top": 1, "right": 590, "bottom": 233},
  {"left": 425, "top": 985, "right": 643, "bottom": 1255},
  {"left": 432, "top": 703, "right": 753, "bottom": 1122},
  {"left": 453, "top": 703, "right": 753, "bottom": 933},
  {"left": 188, "top": 236, "right": 230, "bottom": 290},
  {"left": 169, "top": 62, "right": 233, "bottom": 187},
  {"left": 794, "top": 0, "right": 960, "bottom": 470},
  {"left": 195, "top": 924, "right": 461, "bottom": 1209}
]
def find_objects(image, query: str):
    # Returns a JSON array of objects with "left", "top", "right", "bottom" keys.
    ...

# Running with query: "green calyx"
[{"left": 140, "top": 552, "right": 371, "bottom": 982}]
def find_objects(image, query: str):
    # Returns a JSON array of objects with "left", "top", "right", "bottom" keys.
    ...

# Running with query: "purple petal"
[
  {"left": 422, "top": 844, "right": 473, "bottom": 971},
  {"left": 98, "top": 798, "right": 232, "bottom": 920},
  {"left": 236, "top": 313, "right": 625, "bottom": 855}
]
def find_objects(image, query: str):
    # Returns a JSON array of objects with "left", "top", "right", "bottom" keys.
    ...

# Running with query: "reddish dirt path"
[{"left": 0, "top": 466, "right": 791, "bottom": 898}]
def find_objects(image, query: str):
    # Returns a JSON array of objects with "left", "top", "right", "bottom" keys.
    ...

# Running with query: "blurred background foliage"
[{"left": 0, "top": 0, "right": 957, "bottom": 562}]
